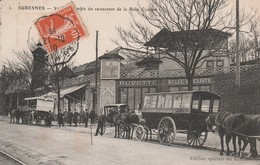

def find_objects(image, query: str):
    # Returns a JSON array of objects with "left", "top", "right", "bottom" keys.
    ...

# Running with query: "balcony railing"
[{"left": 120, "top": 64, "right": 260, "bottom": 79}]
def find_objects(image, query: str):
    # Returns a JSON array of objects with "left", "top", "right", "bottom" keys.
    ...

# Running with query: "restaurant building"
[
  {"left": 44, "top": 28, "right": 232, "bottom": 114},
  {"left": 3, "top": 28, "right": 233, "bottom": 115}
]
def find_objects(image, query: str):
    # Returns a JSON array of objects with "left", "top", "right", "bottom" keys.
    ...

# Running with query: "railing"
[{"left": 120, "top": 64, "right": 260, "bottom": 79}]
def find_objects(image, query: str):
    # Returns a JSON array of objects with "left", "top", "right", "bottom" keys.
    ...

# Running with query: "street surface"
[{"left": 0, "top": 116, "right": 259, "bottom": 165}]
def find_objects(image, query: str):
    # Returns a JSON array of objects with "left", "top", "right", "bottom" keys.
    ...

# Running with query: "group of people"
[{"left": 45, "top": 109, "right": 97, "bottom": 128}]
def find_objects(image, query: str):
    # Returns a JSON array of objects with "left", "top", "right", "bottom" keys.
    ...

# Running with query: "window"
[
  {"left": 180, "top": 86, "right": 188, "bottom": 91},
  {"left": 169, "top": 87, "right": 179, "bottom": 92},
  {"left": 201, "top": 99, "right": 211, "bottom": 112},
  {"left": 217, "top": 60, "right": 224, "bottom": 67},
  {"left": 192, "top": 100, "right": 199, "bottom": 109},
  {"left": 164, "top": 95, "right": 173, "bottom": 108},
  {"left": 143, "top": 96, "right": 150, "bottom": 108},
  {"left": 135, "top": 88, "right": 141, "bottom": 109},
  {"left": 206, "top": 60, "right": 214, "bottom": 67},
  {"left": 173, "top": 94, "right": 182, "bottom": 108},
  {"left": 193, "top": 86, "right": 200, "bottom": 91},
  {"left": 200, "top": 86, "right": 210, "bottom": 92},
  {"left": 157, "top": 95, "right": 166, "bottom": 108},
  {"left": 182, "top": 94, "right": 192, "bottom": 108},
  {"left": 128, "top": 88, "right": 134, "bottom": 110},
  {"left": 213, "top": 99, "right": 220, "bottom": 113},
  {"left": 149, "top": 88, "right": 156, "bottom": 93},
  {"left": 150, "top": 95, "right": 158, "bottom": 108},
  {"left": 120, "top": 88, "right": 127, "bottom": 103}
]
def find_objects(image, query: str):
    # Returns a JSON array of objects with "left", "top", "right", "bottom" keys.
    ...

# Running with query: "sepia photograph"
[{"left": 0, "top": 0, "right": 260, "bottom": 164}]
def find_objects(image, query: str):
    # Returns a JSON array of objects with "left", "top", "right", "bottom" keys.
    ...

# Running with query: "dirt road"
[{"left": 0, "top": 118, "right": 259, "bottom": 165}]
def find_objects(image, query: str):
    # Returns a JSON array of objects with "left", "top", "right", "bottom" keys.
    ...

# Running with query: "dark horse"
[
  {"left": 10, "top": 108, "right": 31, "bottom": 124},
  {"left": 107, "top": 111, "right": 139, "bottom": 139},
  {"left": 206, "top": 111, "right": 257, "bottom": 157},
  {"left": 10, "top": 109, "right": 21, "bottom": 124}
]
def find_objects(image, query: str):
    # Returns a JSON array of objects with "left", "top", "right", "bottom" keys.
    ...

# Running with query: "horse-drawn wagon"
[
  {"left": 24, "top": 97, "right": 54, "bottom": 125},
  {"left": 135, "top": 91, "right": 221, "bottom": 147},
  {"left": 100, "top": 104, "right": 128, "bottom": 135}
]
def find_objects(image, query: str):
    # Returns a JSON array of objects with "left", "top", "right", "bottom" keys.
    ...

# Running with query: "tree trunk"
[
  {"left": 57, "top": 86, "right": 60, "bottom": 116},
  {"left": 185, "top": 69, "right": 194, "bottom": 91},
  {"left": 187, "top": 76, "right": 194, "bottom": 91}
]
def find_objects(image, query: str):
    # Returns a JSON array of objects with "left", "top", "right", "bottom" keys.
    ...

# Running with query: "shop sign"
[{"left": 118, "top": 78, "right": 211, "bottom": 87}]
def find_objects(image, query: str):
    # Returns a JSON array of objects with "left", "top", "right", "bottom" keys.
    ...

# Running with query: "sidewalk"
[{"left": 0, "top": 115, "right": 114, "bottom": 136}]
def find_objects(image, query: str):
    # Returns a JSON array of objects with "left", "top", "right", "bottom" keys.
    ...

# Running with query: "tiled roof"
[
  {"left": 145, "top": 28, "right": 232, "bottom": 48},
  {"left": 73, "top": 60, "right": 100, "bottom": 76},
  {"left": 61, "top": 72, "right": 100, "bottom": 88}
]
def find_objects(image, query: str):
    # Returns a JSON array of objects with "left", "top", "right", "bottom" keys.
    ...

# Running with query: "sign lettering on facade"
[{"left": 118, "top": 78, "right": 211, "bottom": 87}]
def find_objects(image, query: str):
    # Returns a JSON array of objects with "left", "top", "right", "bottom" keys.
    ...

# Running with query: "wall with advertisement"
[{"left": 101, "top": 59, "right": 120, "bottom": 79}]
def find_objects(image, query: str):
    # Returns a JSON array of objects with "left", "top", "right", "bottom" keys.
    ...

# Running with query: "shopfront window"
[
  {"left": 128, "top": 88, "right": 135, "bottom": 109},
  {"left": 135, "top": 88, "right": 141, "bottom": 109},
  {"left": 120, "top": 88, "right": 127, "bottom": 104},
  {"left": 169, "top": 87, "right": 179, "bottom": 92}
]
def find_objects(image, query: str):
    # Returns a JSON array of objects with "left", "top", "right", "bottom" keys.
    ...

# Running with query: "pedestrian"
[
  {"left": 45, "top": 110, "right": 53, "bottom": 127},
  {"left": 73, "top": 110, "right": 79, "bottom": 127},
  {"left": 94, "top": 111, "right": 105, "bottom": 136},
  {"left": 64, "top": 109, "right": 68, "bottom": 123},
  {"left": 84, "top": 109, "right": 89, "bottom": 127},
  {"left": 79, "top": 108, "right": 85, "bottom": 124},
  {"left": 57, "top": 109, "right": 64, "bottom": 127},
  {"left": 89, "top": 109, "right": 95, "bottom": 124},
  {"left": 68, "top": 109, "right": 73, "bottom": 126}
]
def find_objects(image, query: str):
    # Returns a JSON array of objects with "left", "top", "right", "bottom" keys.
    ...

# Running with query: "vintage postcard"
[{"left": 0, "top": 0, "right": 260, "bottom": 164}]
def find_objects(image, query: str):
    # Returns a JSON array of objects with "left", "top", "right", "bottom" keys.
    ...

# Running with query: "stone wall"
[{"left": 212, "top": 64, "right": 260, "bottom": 114}]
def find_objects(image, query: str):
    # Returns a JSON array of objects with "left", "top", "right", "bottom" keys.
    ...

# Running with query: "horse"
[
  {"left": 246, "top": 114, "right": 260, "bottom": 157},
  {"left": 127, "top": 112, "right": 140, "bottom": 139},
  {"left": 206, "top": 112, "right": 252, "bottom": 157},
  {"left": 10, "top": 109, "right": 21, "bottom": 124},
  {"left": 113, "top": 112, "right": 130, "bottom": 139}
]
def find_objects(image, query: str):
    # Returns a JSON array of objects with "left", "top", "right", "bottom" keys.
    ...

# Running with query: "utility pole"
[
  {"left": 91, "top": 31, "right": 98, "bottom": 146},
  {"left": 95, "top": 31, "right": 98, "bottom": 113},
  {"left": 235, "top": 0, "right": 240, "bottom": 86}
]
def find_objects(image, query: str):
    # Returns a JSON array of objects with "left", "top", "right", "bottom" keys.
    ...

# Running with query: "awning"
[
  {"left": 41, "top": 84, "right": 87, "bottom": 99},
  {"left": 25, "top": 96, "right": 54, "bottom": 101}
]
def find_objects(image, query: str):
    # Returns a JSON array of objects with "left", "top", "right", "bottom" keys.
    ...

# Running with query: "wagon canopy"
[
  {"left": 142, "top": 91, "right": 221, "bottom": 114},
  {"left": 24, "top": 96, "right": 54, "bottom": 112}
]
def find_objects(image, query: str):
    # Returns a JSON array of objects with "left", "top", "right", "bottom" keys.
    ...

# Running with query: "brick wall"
[{"left": 212, "top": 64, "right": 260, "bottom": 114}]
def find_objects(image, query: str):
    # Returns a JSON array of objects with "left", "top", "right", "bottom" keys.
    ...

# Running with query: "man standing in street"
[
  {"left": 68, "top": 109, "right": 73, "bottom": 126},
  {"left": 89, "top": 109, "right": 96, "bottom": 124},
  {"left": 94, "top": 111, "right": 105, "bottom": 136},
  {"left": 57, "top": 109, "right": 64, "bottom": 128},
  {"left": 73, "top": 110, "right": 79, "bottom": 127},
  {"left": 79, "top": 108, "right": 85, "bottom": 124},
  {"left": 64, "top": 109, "right": 68, "bottom": 123},
  {"left": 45, "top": 110, "right": 53, "bottom": 127},
  {"left": 85, "top": 109, "right": 89, "bottom": 127}
]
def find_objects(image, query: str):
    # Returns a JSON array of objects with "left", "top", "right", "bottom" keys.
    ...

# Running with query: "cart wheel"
[
  {"left": 187, "top": 131, "right": 208, "bottom": 147},
  {"left": 134, "top": 125, "right": 146, "bottom": 141},
  {"left": 157, "top": 116, "right": 176, "bottom": 145}
]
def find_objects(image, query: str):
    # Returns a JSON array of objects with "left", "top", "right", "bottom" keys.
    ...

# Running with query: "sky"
[{"left": 0, "top": 0, "right": 260, "bottom": 69}]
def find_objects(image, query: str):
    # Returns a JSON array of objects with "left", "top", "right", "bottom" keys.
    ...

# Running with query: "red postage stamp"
[{"left": 35, "top": 3, "right": 87, "bottom": 53}]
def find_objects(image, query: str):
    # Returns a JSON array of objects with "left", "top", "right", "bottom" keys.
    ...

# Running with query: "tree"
[
  {"left": 228, "top": 15, "right": 260, "bottom": 63},
  {"left": 31, "top": 42, "right": 78, "bottom": 115},
  {"left": 115, "top": 0, "right": 255, "bottom": 90},
  {"left": 0, "top": 64, "right": 23, "bottom": 115}
]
